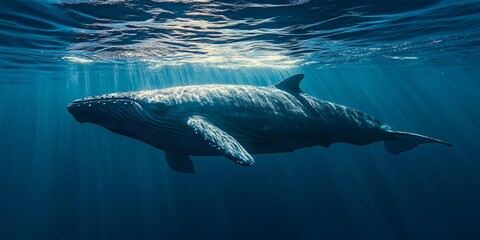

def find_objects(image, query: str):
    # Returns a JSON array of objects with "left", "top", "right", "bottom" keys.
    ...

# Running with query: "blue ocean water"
[{"left": 0, "top": 0, "right": 479, "bottom": 239}]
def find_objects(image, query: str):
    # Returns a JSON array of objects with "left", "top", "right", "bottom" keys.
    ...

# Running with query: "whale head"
[{"left": 67, "top": 91, "right": 171, "bottom": 136}]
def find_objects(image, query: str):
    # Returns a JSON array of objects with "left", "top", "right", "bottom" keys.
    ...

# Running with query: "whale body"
[{"left": 67, "top": 74, "right": 451, "bottom": 173}]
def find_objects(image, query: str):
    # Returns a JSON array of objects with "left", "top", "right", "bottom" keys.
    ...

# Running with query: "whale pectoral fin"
[
  {"left": 187, "top": 115, "right": 254, "bottom": 166},
  {"left": 165, "top": 152, "right": 195, "bottom": 174}
]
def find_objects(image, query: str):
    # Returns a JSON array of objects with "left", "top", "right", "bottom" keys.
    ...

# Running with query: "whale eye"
[{"left": 146, "top": 102, "right": 169, "bottom": 114}]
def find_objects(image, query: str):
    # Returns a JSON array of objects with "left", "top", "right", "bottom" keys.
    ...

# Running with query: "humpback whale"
[{"left": 67, "top": 74, "right": 451, "bottom": 173}]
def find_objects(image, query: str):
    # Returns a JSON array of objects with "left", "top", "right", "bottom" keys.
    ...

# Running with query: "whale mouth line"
[
  {"left": 67, "top": 97, "right": 147, "bottom": 110},
  {"left": 70, "top": 97, "right": 138, "bottom": 105},
  {"left": 67, "top": 97, "right": 148, "bottom": 124}
]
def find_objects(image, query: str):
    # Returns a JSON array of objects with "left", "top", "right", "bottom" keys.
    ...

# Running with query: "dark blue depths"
[
  {"left": 0, "top": 0, "right": 479, "bottom": 239},
  {"left": 1, "top": 67, "right": 479, "bottom": 240}
]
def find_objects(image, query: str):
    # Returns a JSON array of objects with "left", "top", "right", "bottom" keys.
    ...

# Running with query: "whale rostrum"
[{"left": 67, "top": 74, "right": 451, "bottom": 173}]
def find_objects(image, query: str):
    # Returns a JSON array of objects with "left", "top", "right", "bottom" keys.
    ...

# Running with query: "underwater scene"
[{"left": 1, "top": 0, "right": 479, "bottom": 239}]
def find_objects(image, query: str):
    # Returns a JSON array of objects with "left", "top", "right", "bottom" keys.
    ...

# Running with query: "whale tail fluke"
[{"left": 384, "top": 131, "right": 452, "bottom": 155}]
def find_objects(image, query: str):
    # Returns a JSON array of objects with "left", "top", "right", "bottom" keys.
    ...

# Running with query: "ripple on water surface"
[{"left": 0, "top": 0, "right": 479, "bottom": 71}]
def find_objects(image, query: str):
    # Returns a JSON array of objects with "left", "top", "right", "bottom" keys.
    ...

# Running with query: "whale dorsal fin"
[
  {"left": 187, "top": 115, "right": 254, "bottom": 166},
  {"left": 274, "top": 74, "right": 304, "bottom": 93}
]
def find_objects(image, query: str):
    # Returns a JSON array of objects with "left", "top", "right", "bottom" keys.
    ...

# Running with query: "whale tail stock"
[{"left": 384, "top": 131, "right": 452, "bottom": 155}]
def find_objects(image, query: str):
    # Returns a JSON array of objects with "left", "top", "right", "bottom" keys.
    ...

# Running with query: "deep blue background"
[
  {"left": 1, "top": 66, "right": 478, "bottom": 239},
  {"left": 0, "top": 0, "right": 479, "bottom": 239}
]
